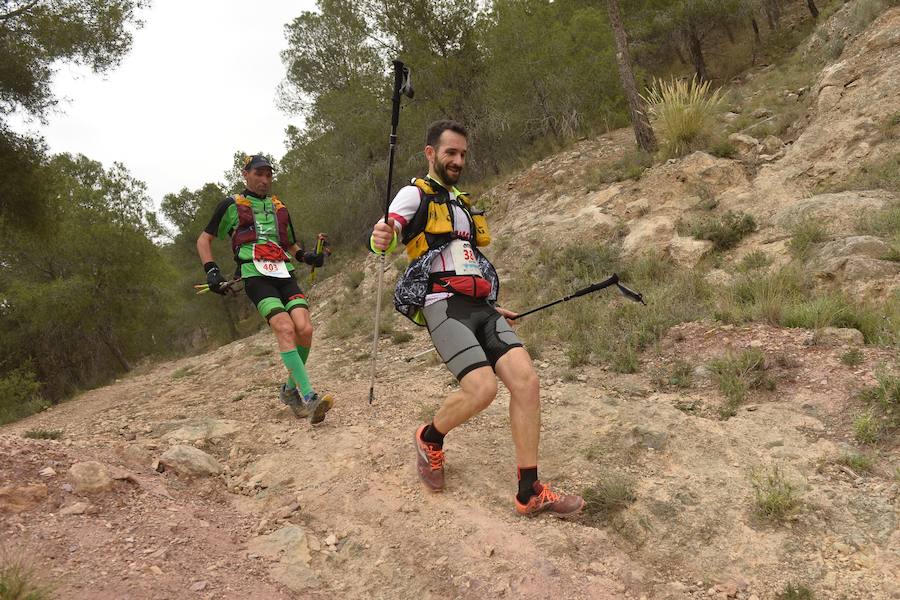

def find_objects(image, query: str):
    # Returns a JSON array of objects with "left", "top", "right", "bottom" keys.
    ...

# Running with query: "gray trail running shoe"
[
  {"left": 303, "top": 391, "right": 333, "bottom": 425},
  {"left": 280, "top": 384, "right": 309, "bottom": 418}
]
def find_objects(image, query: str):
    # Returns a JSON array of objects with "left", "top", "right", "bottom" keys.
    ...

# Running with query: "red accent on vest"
[{"left": 230, "top": 195, "right": 292, "bottom": 254}]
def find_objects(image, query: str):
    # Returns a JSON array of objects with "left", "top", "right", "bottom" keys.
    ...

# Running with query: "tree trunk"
[
  {"left": 606, "top": 0, "right": 658, "bottom": 153},
  {"left": 100, "top": 327, "right": 132, "bottom": 372},
  {"left": 751, "top": 17, "right": 761, "bottom": 44},
  {"left": 806, "top": 0, "right": 819, "bottom": 18},
  {"left": 686, "top": 23, "right": 709, "bottom": 82},
  {"left": 221, "top": 298, "right": 240, "bottom": 340}
]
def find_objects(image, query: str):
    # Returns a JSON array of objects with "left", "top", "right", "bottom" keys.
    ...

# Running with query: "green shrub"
[
  {"left": 689, "top": 211, "right": 757, "bottom": 251},
  {"left": 511, "top": 244, "right": 712, "bottom": 373},
  {"left": 0, "top": 368, "right": 47, "bottom": 426},
  {"left": 836, "top": 153, "right": 900, "bottom": 194},
  {"left": 840, "top": 349, "right": 864, "bottom": 367},
  {"left": 775, "top": 583, "right": 815, "bottom": 600},
  {"left": 787, "top": 218, "right": 829, "bottom": 259},
  {"left": 0, "top": 556, "right": 53, "bottom": 600},
  {"left": 737, "top": 250, "right": 772, "bottom": 273},
  {"left": 345, "top": 270, "right": 365, "bottom": 289},
  {"left": 584, "top": 150, "right": 654, "bottom": 190},
  {"left": 857, "top": 370, "right": 900, "bottom": 439},
  {"left": 23, "top": 430, "right": 63, "bottom": 440},
  {"left": 837, "top": 453, "right": 874, "bottom": 474},
  {"left": 709, "top": 348, "right": 773, "bottom": 418},
  {"left": 643, "top": 77, "right": 725, "bottom": 157},
  {"left": 653, "top": 359, "right": 693, "bottom": 389},
  {"left": 582, "top": 474, "right": 636, "bottom": 518},
  {"left": 751, "top": 464, "right": 801, "bottom": 521},
  {"left": 853, "top": 410, "right": 881, "bottom": 444},
  {"left": 391, "top": 331, "right": 413, "bottom": 345},
  {"left": 707, "top": 138, "right": 737, "bottom": 159}
]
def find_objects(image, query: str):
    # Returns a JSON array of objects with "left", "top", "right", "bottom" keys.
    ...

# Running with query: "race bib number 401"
[
  {"left": 253, "top": 259, "right": 290, "bottom": 278},
  {"left": 449, "top": 240, "right": 483, "bottom": 277}
]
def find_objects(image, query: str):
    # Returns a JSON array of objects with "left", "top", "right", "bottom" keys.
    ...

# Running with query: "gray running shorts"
[{"left": 422, "top": 295, "right": 524, "bottom": 382}]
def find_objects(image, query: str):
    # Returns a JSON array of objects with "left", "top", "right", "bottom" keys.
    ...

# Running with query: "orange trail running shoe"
[
  {"left": 515, "top": 482, "right": 585, "bottom": 517},
  {"left": 415, "top": 424, "right": 445, "bottom": 491}
]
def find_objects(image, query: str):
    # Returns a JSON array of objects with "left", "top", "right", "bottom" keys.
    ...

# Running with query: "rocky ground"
[{"left": 2, "top": 6, "right": 898, "bottom": 600}]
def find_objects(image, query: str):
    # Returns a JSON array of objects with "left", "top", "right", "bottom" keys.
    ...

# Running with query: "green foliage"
[
  {"left": 787, "top": 218, "right": 829, "bottom": 259},
  {"left": 391, "top": 331, "right": 414, "bottom": 345},
  {"left": 853, "top": 410, "right": 881, "bottom": 445},
  {"left": 856, "top": 369, "right": 900, "bottom": 441},
  {"left": 832, "top": 153, "right": 900, "bottom": 195},
  {"left": 22, "top": 429, "right": 63, "bottom": 440},
  {"left": 0, "top": 368, "right": 47, "bottom": 425},
  {"left": 707, "top": 137, "right": 737, "bottom": 159},
  {"left": 775, "top": 583, "right": 815, "bottom": 600},
  {"left": 0, "top": 0, "right": 147, "bottom": 230},
  {"left": 511, "top": 244, "right": 713, "bottom": 371},
  {"left": 653, "top": 359, "right": 693, "bottom": 389},
  {"left": 582, "top": 474, "right": 637, "bottom": 518},
  {"left": 643, "top": 77, "right": 725, "bottom": 157},
  {"left": 345, "top": 271, "right": 365, "bottom": 290},
  {"left": 709, "top": 348, "right": 773, "bottom": 418},
  {"left": 689, "top": 211, "right": 756, "bottom": 251},
  {"left": 736, "top": 250, "right": 772, "bottom": 272},
  {"left": 585, "top": 150, "right": 655, "bottom": 190},
  {"left": 0, "top": 154, "right": 179, "bottom": 400},
  {"left": 0, "top": 554, "right": 53, "bottom": 600},
  {"left": 840, "top": 349, "right": 864, "bottom": 367},
  {"left": 750, "top": 464, "right": 801, "bottom": 521},
  {"left": 837, "top": 453, "right": 874, "bottom": 474}
]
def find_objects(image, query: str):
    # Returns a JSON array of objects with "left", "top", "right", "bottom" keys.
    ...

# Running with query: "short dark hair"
[{"left": 425, "top": 120, "right": 467, "bottom": 148}]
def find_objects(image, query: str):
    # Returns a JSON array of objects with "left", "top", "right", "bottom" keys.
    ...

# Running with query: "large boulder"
[
  {"left": 68, "top": 461, "right": 115, "bottom": 494},
  {"left": 159, "top": 445, "right": 222, "bottom": 477},
  {"left": 0, "top": 484, "right": 48, "bottom": 513},
  {"left": 775, "top": 191, "right": 893, "bottom": 237}
]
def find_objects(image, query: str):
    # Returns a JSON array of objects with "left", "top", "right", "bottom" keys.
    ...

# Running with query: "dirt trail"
[{"left": 3, "top": 293, "right": 898, "bottom": 599}]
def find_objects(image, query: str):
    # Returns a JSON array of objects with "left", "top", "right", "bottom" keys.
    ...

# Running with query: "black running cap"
[{"left": 242, "top": 154, "right": 274, "bottom": 172}]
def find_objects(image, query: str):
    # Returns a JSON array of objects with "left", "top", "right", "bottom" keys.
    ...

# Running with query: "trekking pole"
[
  {"left": 369, "top": 59, "right": 414, "bottom": 405},
  {"left": 514, "top": 273, "right": 645, "bottom": 320},
  {"left": 308, "top": 233, "right": 328, "bottom": 285},
  {"left": 193, "top": 278, "right": 242, "bottom": 296}
]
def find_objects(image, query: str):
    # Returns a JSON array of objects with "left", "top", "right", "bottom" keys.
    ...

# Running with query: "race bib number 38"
[
  {"left": 253, "top": 259, "right": 290, "bottom": 278},
  {"left": 449, "top": 240, "right": 483, "bottom": 277}
]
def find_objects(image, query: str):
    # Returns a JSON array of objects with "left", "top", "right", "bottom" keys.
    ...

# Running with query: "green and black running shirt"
[{"left": 204, "top": 190, "right": 298, "bottom": 279}]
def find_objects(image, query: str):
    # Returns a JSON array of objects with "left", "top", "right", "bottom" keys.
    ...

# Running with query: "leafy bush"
[
  {"left": 689, "top": 211, "right": 756, "bottom": 251},
  {"left": 0, "top": 368, "right": 47, "bottom": 426},
  {"left": 751, "top": 465, "right": 801, "bottom": 521},
  {"left": 643, "top": 77, "right": 725, "bottom": 157},
  {"left": 787, "top": 218, "right": 829, "bottom": 259},
  {"left": 709, "top": 348, "right": 774, "bottom": 418},
  {"left": 0, "top": 556, "right": 53, "bottom": 600}
]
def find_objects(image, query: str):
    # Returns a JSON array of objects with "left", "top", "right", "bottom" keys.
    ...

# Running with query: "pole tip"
[{"left": 368, "top": 387, "right": 375, "bottom": 405}]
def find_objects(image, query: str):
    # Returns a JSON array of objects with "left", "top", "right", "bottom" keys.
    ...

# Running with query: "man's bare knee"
[
  {"left": 469, "top": 378, "right": 498, "bottom": 412},
  {"left": 508, "top": 371, "right": 539, "bottom": 405}
]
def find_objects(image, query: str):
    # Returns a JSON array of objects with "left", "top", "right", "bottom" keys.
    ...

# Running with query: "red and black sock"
[
  {"left": 422, "top": 422, "right": 445, "bottom": 447},
  {"left": 516, "top": 466, "right": 538, "bottom": 503}
]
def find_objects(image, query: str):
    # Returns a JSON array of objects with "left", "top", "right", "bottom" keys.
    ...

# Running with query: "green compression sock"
[
  {"left": 280, "top": 349, "right": 313, "bottom": 396},
  {"left": 296, "top": 345, "right": 310, "bottom": 364}
]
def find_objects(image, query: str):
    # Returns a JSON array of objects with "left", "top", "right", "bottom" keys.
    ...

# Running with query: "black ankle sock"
[
  {"left": 516, "top": 466, "right": 539, "bottom": 503},
  {"left": 422, "top": 422, "right": 445, "bottom": 447}
]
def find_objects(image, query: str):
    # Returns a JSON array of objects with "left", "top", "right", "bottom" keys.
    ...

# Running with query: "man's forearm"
[{"left": 197, "top": 233, "right": 215, "bottom": 265}]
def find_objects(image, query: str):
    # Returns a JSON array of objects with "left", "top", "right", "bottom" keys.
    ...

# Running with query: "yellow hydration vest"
[{"left": 401, "top": 177, "right": 491, "bottom": 260}]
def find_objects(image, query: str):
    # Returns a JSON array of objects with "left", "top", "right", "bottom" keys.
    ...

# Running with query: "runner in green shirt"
[{"left": 196, "top": 154, "right": 333, "bottom": 423}]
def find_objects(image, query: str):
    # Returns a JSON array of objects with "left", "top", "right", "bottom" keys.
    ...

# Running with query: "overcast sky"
[{"left": 12, "top": 0, "right": 316, "bottom": 207}]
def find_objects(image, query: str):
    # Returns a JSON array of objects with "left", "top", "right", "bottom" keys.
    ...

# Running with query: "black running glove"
[
  {"left": 204, "top": 262, "right": 228, "bottom": 295},
  {"left": 299, "top": 251, "right": 325, "bottom": 268}
]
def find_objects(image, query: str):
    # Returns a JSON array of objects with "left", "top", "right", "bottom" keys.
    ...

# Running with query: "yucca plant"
[{"left": 642, "top": 77, "right": 724, "bottom": 157}]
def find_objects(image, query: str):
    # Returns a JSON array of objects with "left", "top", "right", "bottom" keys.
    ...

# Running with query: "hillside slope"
[{"left": 2, "top": 7, "right": 898, "bottom": 600}]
